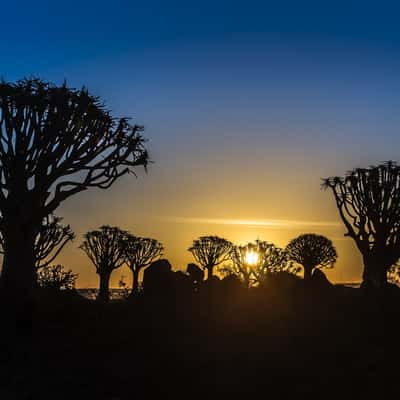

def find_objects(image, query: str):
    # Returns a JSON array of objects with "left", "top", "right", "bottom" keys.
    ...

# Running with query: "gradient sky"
[{"left": 2, "top": 1, "right": 400, "bottom": 286}]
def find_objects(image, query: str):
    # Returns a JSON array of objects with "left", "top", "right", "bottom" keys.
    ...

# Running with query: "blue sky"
[{"left": 2, "top": 1, "right": 400, "bottom": 285}]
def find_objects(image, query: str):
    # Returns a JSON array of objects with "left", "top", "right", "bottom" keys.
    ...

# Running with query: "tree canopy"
[
  {"left": 286, "top": 234, "right": 337, "bottom": 281},
  {"left": 188, "top": 236, "right": 233, "bottom": 280}
]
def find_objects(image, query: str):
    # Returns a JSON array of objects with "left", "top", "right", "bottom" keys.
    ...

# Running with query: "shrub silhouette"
[
  {"left": 188, "top": 236, "right": 233, "bottom": 280},
  {"left": 124, "top": 235, "right": 163, "bottom": 298},
  {"left": 80, "top": 226, "right": 128, "bottom": 302},
  {"left": 261, "top": 270, "right": 303, "bottom": 292},
  {"left": 37, "top": 264, "right": 78, "bottom": 291},
  {"left": 324, "top": 161, "right": 400, "bottom": 289},
  {"left": 0, "top": 78, "right": 148, "bottom": 302},
  {"left": 286, "top": 234, "right": 337, "bottom": 281}
]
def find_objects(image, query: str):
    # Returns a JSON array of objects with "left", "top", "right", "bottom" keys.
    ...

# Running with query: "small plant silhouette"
[
  {"left": 118, "top": 275, "right": 131, "bottom": 299},
  {"left": 37, "top": 264, "right": 78, "bottom": 291}
]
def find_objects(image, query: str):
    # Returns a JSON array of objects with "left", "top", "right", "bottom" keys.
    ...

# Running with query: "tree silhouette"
[
  {"left": 285, "top": 234, "right": 337, "bottom": 281},
  {"left": 323, "top": 161, "right": 400, "bottom": 289},
  {"left": 0, "top": 214, "right": 74, "bottom": 272},
  {"left": 223, "top": 243, "right": 253, "bottom": 288},
  {"left": 188, "top": 236, "right": 233, "bottom": 280},
  {"left": 223, "top": 240, "right": 295, "bottom": 287},
  {"left": 0, "top": 78, "right": 148, "bottom": 300},
  {"left": 124, "top": 235, "right": 164, "bottom": 297},
  {"left": 80, "top": 226, "right": 128, "bottom": 302}
]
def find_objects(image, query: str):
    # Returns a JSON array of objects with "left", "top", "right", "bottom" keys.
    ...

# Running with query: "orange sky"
[{"left": 56, "top": 156, "right": 364, "bottom": 288}]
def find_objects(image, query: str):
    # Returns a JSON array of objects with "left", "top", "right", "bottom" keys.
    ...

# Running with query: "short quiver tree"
[
  {"left": 80, "top": 226, "right": 128, "bottom": 302},
  {"left": 286, "top": 234, "right": 337, "bottom": 281},
  {"left": 323, "top": 161, "right": 400, "bottom": 289},
  {"left": 0, "top": 78, "right": 148, "bottom": 300},
  {"left": 226, "top": 240, "right": 295, "bottom": 287},
  {"left": 124, "top": 235, "right": 164, "bottom": 297},
  {"left": 188, "top": 236, "right": 233, "bottom": 280}
]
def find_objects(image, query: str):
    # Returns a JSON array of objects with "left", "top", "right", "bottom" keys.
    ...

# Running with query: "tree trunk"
[
  {"left": 303, "top": 265, "right": 313, "bottom": 281},
  {"left": 206, "top": 265, "right": 214, "bottom": 281},
  {"left": 129, "top": 269, "right": 140, "bottom": 299},
  {"left": 0, "top": 222, "right": 37, "bottom": 300},
  {"left": 97, "top": 271, "right": 111, "bottom": 302},
  {"left": 0, "top": 221, "right": 37, "bottom": 335},
  {"left": 361, "top": 259, "right": 388, "bottom": 290}
]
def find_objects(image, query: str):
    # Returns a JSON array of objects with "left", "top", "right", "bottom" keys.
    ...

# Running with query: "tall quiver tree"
[
  {"left": 125, "top": 235, "right": 163, "bottom": 297},
  {"left": 286, "top": 234, "right": 337, "bottom": 281},
  {"left": 323, "top": 161, "right": 400, "bottom": 289},
  {"left": 0, "top": 78, "right": 148, "bottom": 300},
  {"left": 80, "top": 226, "right": 128, "bottom": 302},
  {"left": 188, "top": 236, "right": 233, "bottom": 280}
]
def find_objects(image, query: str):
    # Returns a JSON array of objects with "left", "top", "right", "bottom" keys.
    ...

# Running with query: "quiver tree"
[
  {"left": 285, "top": 234, "right": 337, "bottom": 281},
  {"left": 249, "top": 240, "right": 295, "bottom": 286},
  {"left": 0, "top": 78, "right": 148, "bottom": 299},
  {"left": 323, "top": 161, "right": 400, "bottom": 289},
  {"left": 124, "top": 235, "right": 164, "bottom": 297},
  {"left": 80, "top": 226, "right": 128, "bottom": 302},
  {"left": 223, "top": 243, "right": 253, "bottom": 288},
  {"left": 188, "top": 236, "right": 233, "bottom": 280},
  {"left": 0, "top": 214, "right": 74, "bottom": 272},
  {"left": 224, "top": 240, "right": 295, "bottom": 287}
]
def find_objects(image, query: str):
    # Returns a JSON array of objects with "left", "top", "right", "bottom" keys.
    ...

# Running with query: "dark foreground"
[{"left": 1, "top": 282, "right": 399, "bottom": 399}]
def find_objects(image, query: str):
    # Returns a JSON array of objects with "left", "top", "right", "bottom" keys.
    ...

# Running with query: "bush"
[{"left": 37, "top": 265, "right": 78, "bottom": 291}]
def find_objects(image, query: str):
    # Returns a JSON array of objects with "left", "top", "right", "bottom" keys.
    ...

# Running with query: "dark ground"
[{"left": 0, "top": 281, "right": 399, "bottom": 399}]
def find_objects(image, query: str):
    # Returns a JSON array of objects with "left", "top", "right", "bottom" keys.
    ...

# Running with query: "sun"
[{"left": 245, "top": 250, "right": 259, "bottom": 266}]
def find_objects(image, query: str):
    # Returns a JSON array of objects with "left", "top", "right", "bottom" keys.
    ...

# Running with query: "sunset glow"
[
  {"left": 2, "top": 3, "right": 400, "bottom": 397},
  {"left": 244, "top": 250, "right": 259, "bottom": 266},
  {"left": 4, "top": 1, "right": 399, "bottom": 288}
]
